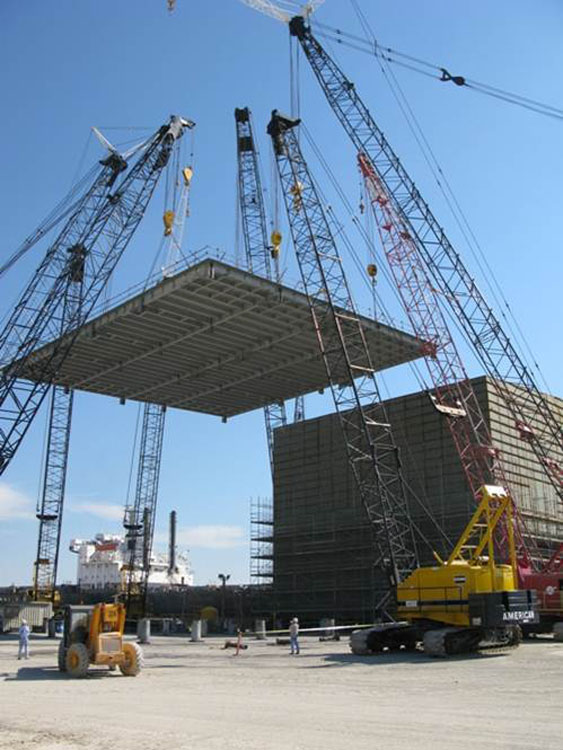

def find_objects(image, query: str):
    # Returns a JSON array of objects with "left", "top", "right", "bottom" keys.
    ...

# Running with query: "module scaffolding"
[
  {"left": 271, "top": 376, "right": 563, "bottom": 623},
  {"left": 250, "top": 496, "right": 274, "bottom": 584}
]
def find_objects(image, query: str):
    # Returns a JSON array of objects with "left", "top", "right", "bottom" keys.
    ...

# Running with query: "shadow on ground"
[
  {"left": 302, "top": 649, "right": 509, "bottom": 668},
  {"left": 5, "top": 666, "right": 114, "bottom": 681}
]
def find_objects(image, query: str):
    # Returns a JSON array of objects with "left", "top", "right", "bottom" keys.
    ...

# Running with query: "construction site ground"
[{"left": 0, "top": 633, "right": 561, "bottom": 750}]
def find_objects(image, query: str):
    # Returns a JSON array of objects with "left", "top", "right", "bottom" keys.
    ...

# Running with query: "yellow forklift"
[
  {"left": 351, "top": 486, "right": 539, "bottom": 656},
  {"left": 58, "top": 602, "right": 143, "bottom": 677}
]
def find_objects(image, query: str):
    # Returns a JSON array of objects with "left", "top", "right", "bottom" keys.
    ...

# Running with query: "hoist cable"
[
  {"left": 235, "top": 171, "right": 243, "bottom": 268},
  {"left": 339, "top": 2, "right": 553, "bottom": 394},
  {"left": 0, "top": 163, "right": 100, "bottom": 280},
  {"left": 312, "top": 20, "right": 563, "bottom": 122},
  {"left": 125, "top": 402, "right": 143, "bottom": 508},
  {"left": 298, "top": 123, "right": 453, "bottom": 550},
  {"left": 382, "top": 62, "right": 553, "bottom": 393}
]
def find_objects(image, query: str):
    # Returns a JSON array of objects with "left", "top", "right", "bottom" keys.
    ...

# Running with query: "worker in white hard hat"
[
  {"left": 18, "top": 619, "right": 30, "bottom": 660},
  {"left": 289, "top": 617, "right": 300, "bottom": 655}
]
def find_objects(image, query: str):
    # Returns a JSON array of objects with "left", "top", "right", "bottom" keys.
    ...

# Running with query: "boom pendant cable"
[
  {"left": 312, "top": 16, "right": 563, "bottom": 122},
  {"left": 339, "top": 0, "right": 554, "bottom": 394}
]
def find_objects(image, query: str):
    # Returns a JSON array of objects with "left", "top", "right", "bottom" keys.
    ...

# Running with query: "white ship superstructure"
[{"left": 69, "top": 533, "right": 194, "bottom": 590}]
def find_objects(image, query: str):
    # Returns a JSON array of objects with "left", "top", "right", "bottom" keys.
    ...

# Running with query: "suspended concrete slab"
[{"left": 18, "top": 259, "right": 423, "bottom": 419}]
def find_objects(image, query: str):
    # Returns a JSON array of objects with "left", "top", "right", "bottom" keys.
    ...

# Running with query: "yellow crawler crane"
[
  {"left": 351, "top": 486, "right": 539, "bottom": 657},
  {"left": 58, "top": 602, "right": 143, "bottom": 677}
]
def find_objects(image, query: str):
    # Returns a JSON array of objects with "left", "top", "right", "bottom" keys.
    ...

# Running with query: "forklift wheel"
[
  {"left": 58, "top": 641, "right": 67, "bottom": 672},
  {"left": 119, "top": 642, "right": 143, "bottom": 677},
  {"left": 66, "top": 643, "right": 89, "bottom": 678}
]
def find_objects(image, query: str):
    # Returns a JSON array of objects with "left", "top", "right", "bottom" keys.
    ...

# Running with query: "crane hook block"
[
  {"left": 290, "top": 181, "right": 304, "bottom": 212},
  {"left": 271, "top": 230, "right": 282, "bottom": 258},
  {"left": 367, "top": 263, "right": 377, "bottom": 278},
  {"left": 182, "top": 167, "right": 193, "bottom": 185},
  {"left": 163, "top": 210, "right": 175, "bottom": 236}
]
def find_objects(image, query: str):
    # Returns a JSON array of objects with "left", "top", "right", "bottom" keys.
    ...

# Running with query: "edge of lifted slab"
[{"left": 19, "top": 259, "right": 423, "bottom": 419}]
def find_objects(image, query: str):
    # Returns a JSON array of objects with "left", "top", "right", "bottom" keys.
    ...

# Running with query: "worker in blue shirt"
[
  {"left": 18, "top": 619, "right": 30, "bottom": 660},
  {"left": 289, "top": 617, "right": 300, "bottom": 655}
]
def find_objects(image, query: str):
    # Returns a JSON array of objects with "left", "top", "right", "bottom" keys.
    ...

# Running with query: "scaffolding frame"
[{"left": 250, "top": 496, "right": 274, "bottom": 584}]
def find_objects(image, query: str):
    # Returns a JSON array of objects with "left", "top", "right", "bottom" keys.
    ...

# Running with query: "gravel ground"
[{"left": 0, "top": 633, "right": 561, "bottom": 750}]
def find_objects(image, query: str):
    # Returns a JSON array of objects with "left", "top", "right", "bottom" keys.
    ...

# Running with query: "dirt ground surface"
[{"left": 0, "top": 633, "right": 561, "bottom": 750}]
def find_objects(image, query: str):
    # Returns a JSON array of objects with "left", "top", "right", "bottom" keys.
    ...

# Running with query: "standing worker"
[
  {"left": 289, "top": 617, "right": 300, "bottom": 655},
  {"left": 18, "top": 619, "right": 30, "bottom": 660}
]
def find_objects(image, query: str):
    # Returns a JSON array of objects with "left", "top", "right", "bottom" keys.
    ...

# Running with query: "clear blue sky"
[{"left": 1, "top": 1, "right": 561, "bottom": 586}]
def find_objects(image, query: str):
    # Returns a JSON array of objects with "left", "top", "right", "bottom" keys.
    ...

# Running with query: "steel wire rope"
[
  {"left": 295, "top": 32, "right": 301, "bottom": 121},
  {"left": 125, "top": 402, "right": 143, "bottom": 509},
  {"left": 235, "top": 171, "right": 243, "bottom": 268},
  {"left": 312, "top": 19, "right": 563, "bottom": 122},
  {"left": 341, "top": 2, "right": 554, "bottom": 395},
  {"left": 298, "top": 124, "right": 453, "bottom": 551},
  {"left": 98, "top": 126, "right": 154, "bottom": 131},
  {"left": 143, "top": 164, "right": 178, "bottom": 290},
  {"left": 171, "top": 125, "right": 197, "bottom": 270},
  {"left": 0, "top": 163, "right": 100, "bottom": 282},
  {"left": 303, "top": 104, "right": 545, "bottom": 567},
  {"left": 300, "top": 123, "right": 428, "bottom": 379},
  {"left": 345, "top": 4, "right": 555, "bottom": 553},
  {"left": 289, "top": 34, "right": 296, "bottom": 118},
  {"left": 379, "top": 59, "right": 553, "bottom": 395},
  {"left": 35, "top": 392, "right": 53, "bottom": 515},
  {"left": 144, "top": 129, "right": 196, "bottom": 285},
  {"left": 300, "top": 125, "right": 418, "bottom": 334},
  {"left": 254, "top": 109, "right": 276, "bottom": 278},
  {"left": 302, "top": 128, "right": 477, "bottom": 551},
  {"left": 68, "top": 130, "right": 95, "bottom": 192},
  {"left": 169, "top": 125, "right": 197, "bottom": 271},
  {"left": 269, "top": 142, "right": 290, "bottom": 282}
]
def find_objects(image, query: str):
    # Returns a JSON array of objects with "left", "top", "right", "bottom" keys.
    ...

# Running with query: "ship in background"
[{"left": 69, "top": 533, "right": 194, "bottom": 590}]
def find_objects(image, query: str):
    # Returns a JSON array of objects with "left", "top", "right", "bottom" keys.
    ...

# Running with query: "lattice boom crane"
[
  {"left": 358, "top": 154, "right": 535, "bottom": 561},
  {"left": 1, "top": 116, "right": 193, "bottom": 601},
  {"left": 287, "top": 15, "right": 563, "bottom": 503},
  {"left": 267, "top": 110, "right": 539, "bottom": 655},
  {"left": 286, "top": 13, "right": 561, "bottom": 624},
  {"left": 235, "top": 106, "right": 306, "bottom": 476},
  {"left": 124, "top": 403, "right": 167, "bottom": 617},
  {"left": 358, "top": 154, "right": 563, "bottom": 622},
  {"left": 268, "top": 110, "right": 418, "bottom": 605},
  {"left": 0, "top": 116, "right": 193, "bottom": 477}
]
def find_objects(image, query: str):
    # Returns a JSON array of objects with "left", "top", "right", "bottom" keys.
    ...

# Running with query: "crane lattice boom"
[
  {"left": 288, "top": 15, "right": 563, "bottom": 504},
  {"left": 235, "top": 107, "right": 288, "bottom": 475},
  {"left": 124, "top": 403, "right": 167, "bottom": 616},
  {"left": 268, "top": 110, "right": 418, "bottom": 605},
  {"left": 0, "top": 116, "right": 192, "bottom": 478},
  {"left": 2, "top": 116, "right": 191, "bottom": 603},
  {"left": 358, "top": 152, "right": 543, "bottom": 574}
]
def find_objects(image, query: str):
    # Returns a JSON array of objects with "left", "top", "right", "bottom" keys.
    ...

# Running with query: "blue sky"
[{"left": 0, "top": 1, "right": 561, "bottom": 586}]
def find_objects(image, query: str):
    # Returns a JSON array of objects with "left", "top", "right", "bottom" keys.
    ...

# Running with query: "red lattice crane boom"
[
  {"left": 285, "top": 15, "right": 562, "bottom": 624},
  {"left": 359, "top": 155, "right": 538, "bottom": 569},
  {"left": 288, "top": 15, "right": 562, "bottom": 504}
]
